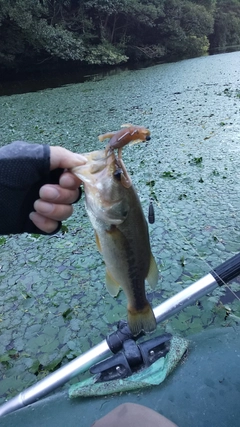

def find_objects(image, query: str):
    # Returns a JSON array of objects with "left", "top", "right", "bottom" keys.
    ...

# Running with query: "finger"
[
  {"left": 29, "top": 212, "right": 60, "bottom": 234},
  {"left": 59, "top": 171, "right": 82, "bottom": 190},
  {"left": 33, "top": 199, "right": 73, "bottom": 221},
  {"left": 39, "top": 184, "right": 80, "bottom": 204},
  {"left": 50, "top": 146, "right": 87, "bottom": 170}
]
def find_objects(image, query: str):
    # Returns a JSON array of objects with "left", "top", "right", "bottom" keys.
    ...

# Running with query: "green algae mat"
[{"left": 0, "top": 52, "right": 240, "bottom": 404}]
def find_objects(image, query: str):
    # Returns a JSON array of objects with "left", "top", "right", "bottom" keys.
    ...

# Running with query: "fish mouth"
[
  {"left": 71, "top": 149, "right": 115, "bottom": 183},
  {"left": 71, "top": 149, "right": 132, "bottom": 188}
]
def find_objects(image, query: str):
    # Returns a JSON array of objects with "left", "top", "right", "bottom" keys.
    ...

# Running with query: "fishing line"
[
  {"left": 152, "top": 200, "right": 240, "bottom": 302},
  {"left": 142, "top": 133, "right": 155, "bottom": 225},
  {"left": 142, "top": 131, "right": 240, "bottom": 303}
]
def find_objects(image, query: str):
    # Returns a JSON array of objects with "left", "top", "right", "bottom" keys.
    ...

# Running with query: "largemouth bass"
[{"left": 72, "top": 150, "right": 158, "bottom": 336}]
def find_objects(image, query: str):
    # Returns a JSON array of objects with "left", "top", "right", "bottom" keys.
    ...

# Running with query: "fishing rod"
[{"left": 0, "top": 252, "right": 240, "bottom": 418}]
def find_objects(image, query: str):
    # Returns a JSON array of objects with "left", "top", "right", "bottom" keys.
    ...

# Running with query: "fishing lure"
[{"left": 98, "top": 123, "right": 151, "bottom": 159}]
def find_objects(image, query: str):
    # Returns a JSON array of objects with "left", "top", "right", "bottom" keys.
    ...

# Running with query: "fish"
[
  {"left": 72, "top": 149, "right": 159, "bottom": 336},
  {"left": 98, "top": 123, "right": 151, "bottom": 159}
]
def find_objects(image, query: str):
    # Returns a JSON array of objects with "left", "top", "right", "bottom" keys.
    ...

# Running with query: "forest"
[{"left": 0, "top": 0, "right": 240, "bottom": 76}]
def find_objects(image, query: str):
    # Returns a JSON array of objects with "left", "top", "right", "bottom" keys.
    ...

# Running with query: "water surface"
[{"left": 0, "top": 52, "right": 240, "bottom": 402}]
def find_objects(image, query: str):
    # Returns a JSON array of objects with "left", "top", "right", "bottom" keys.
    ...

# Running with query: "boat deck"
[{"left": 2, "top": 325, "right": 240, "bottom": 427}]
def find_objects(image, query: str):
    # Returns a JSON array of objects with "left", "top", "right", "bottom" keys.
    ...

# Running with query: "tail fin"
[{"left": 127, "top": 303, "right": 156, "bottom": 337}]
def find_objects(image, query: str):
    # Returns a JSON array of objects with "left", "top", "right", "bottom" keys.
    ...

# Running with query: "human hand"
[{"left": 29, "top": 146, "right": 87, "bottom": 233}]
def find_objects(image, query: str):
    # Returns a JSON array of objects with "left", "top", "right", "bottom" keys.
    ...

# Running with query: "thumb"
[{"left": 50, "top": 146, "right": 87, "bottom": 170}]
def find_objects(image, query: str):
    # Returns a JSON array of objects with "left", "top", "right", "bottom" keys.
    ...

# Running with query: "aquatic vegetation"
[{"left": 0, "top": 52, "right": 240, "bottom": 402}]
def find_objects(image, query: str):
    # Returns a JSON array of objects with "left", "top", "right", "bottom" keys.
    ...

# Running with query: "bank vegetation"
[{"left": 0, "top": 0, "right": 240, "bottom": 74}]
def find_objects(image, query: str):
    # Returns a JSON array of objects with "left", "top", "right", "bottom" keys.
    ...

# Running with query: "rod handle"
[{"left": 212, "top": 253, "right": 240, "bottom": 286}]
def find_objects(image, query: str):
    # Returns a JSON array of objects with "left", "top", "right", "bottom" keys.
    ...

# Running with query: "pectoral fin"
[
  {"left": 146, "top": 254, "right": 159, "bottom": 290},
  {"left": 95, "top": 232, "right": 102, "bottom": 253},
  {"left": 105, "top": 270, "right": 120, "bottom": 297}
]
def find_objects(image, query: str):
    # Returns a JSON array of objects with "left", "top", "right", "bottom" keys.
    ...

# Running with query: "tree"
[
  {"left": 0, "top": 0, "right": 240, "bottom": 73},
  {"left": 210, "top": 0, "right": 240, "bottom": 49},
  {"left": 158, "top": 0, "right": 213, "bottom": 57},
  {"left": 0, "top": 0, "right": 127, "bottom": 68}
]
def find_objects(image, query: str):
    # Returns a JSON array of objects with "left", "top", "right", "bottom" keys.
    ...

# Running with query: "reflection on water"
[
  {"left": 1, "top": 47, "right": 240, "bottom": 97},
  {"left": 0, "top": 65, "right": 129, "bottom": 96}
]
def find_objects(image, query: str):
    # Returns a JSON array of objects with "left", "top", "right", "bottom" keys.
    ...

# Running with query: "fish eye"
[
  {"left": 114, "top": 169, "right": 122, "bottom": 181},
  {"left": 146, "top": 136, "right": 151, "bottom": 141}
]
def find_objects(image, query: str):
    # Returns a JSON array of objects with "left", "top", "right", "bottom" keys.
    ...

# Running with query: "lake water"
[{"left": 0, "top": 51, "right": 240, "bottom": 403}]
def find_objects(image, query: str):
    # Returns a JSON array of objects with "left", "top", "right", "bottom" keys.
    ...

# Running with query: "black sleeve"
[{"left": 0, "top": 141, "right": 64, "bottom": 235}]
